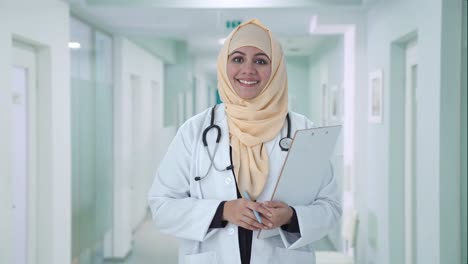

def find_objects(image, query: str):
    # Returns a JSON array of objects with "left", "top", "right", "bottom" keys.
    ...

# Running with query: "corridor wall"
[
  {"left": 111, "top": 36, "right": 165, "bottom": 258},
  {"left": 460, "top": 1, "right": 467, "bottom": 262},
  {"left": 193, "top": 55, "right": 218, "bottom": 114},
  {"left": 164, "top": 42, "right": 194, "bottom": 127},
  {"left": 307, "top": 36, "right": 345, "bottom": 251},
  {"left": 365, "top": 0, "right": 463, "bottom": 263},
  {"left": 69, "top": 16, "right": 114, "bottom": 263},
  {"left": 286, "top": 56, "right": 310, "bottom": 117},
  {"left": 0, "top": 1, "right": 71, "bottom": 264},
  {"left": 308, "top": 37, "right": 344, "bottom": 127}
]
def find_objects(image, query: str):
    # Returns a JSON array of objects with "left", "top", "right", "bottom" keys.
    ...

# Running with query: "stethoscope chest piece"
[
  {"left": 279, "top": 137, "right": 293, "bottom": 151},
  {"left": 279, "top": 113, "right": 292, "bottom": 152}
]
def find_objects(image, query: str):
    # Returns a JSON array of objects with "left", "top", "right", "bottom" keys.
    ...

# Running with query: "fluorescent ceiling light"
[
  {"left": 68, "top": 42, "right": 81, "bottom": 49},
  {"left": 309, "top": 16, "right": 318, "bottom": 33}
]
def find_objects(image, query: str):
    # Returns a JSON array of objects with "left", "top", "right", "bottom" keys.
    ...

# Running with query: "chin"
[{"left": 238, "top": 92, "right": 259, "bottom": 100}]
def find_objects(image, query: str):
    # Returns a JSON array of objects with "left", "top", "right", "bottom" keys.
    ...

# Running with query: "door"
[
  {"left": 130, "top": 74, "right": 143, "bottom": 231},
  {"left": 404, "top": 39, "right": 418, "bottom": 264},
  {"left": 11, "top": 41, "right": 37, "bottom": 264},
  {"left": 177, "top": 93, "right": 185, "bottom": 126}
]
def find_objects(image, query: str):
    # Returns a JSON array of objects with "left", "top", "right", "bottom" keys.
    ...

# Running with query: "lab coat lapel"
[{"left": 213, "top": 107, "right": 231, "bottom": 173}]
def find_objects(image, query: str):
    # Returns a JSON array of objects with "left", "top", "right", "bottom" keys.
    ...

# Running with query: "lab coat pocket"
[
  {"left": 273, "top": 247, "right": 315, "bottom": 264},
  {"left": 182, "top": 251, "right": 218, "bottom": 264}
]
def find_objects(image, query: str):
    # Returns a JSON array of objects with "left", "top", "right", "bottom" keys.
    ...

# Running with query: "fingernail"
[{"left": 269, "top": 223, "right": 273, "bottom": 227}]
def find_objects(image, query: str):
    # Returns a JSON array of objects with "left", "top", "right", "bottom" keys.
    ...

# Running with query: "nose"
[{"left": 241, "top": 62, "right": 256, "bottom": 75}]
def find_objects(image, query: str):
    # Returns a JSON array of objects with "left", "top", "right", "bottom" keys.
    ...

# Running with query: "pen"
[{"left": 243, "top": 191, "right": 262, "bottom": 224}]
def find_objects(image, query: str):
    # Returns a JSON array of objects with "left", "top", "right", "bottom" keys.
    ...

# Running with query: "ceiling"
[{"left": 68, "top": 0, "right": 371, "bottom": 72}]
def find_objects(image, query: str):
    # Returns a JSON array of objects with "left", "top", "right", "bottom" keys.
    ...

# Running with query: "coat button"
[
  {"left": 228, "top": 228, "right": 235, "bottom": 235},
  {"left": 224, "top": 177, "right": 232, "bottom": 185}
]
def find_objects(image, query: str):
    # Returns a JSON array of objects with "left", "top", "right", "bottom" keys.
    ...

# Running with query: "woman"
[{"left": 148, "top": 18, "right": 341, "bottom": 264}]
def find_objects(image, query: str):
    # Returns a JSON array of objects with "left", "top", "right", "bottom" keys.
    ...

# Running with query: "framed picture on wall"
[{"left": 368, "top": 69, "right": 383, "bottom": 123}]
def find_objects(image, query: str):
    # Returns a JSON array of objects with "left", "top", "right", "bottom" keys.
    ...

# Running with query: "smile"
[{"left": 238, "top": 79, "right": 259, "bottom": 85}]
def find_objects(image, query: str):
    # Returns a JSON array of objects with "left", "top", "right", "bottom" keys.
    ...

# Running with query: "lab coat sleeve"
[
  {"left": 147, "top": 121, "right": 221, "bottom": 242},
  {"left": 278, "top": 166, "right": 342, "bottom": 249}
]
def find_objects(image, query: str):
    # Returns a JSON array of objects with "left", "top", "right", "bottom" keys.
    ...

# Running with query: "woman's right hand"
[{"left": 223, "top": 199, "right": 274, "bottom": 231}]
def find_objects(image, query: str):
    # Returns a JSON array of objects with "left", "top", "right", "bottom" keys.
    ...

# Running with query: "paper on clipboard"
[{"left": 257, "top": 125, "right": 342, "bottom": 239}]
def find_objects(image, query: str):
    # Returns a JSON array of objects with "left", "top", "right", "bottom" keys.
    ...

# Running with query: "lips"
[{"left": 237, "top": 79, "right": 259, "bottom": 86}]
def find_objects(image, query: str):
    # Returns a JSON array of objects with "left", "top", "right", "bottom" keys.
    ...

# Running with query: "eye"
[
  {"left": 231, "top": 56, "right": 244, "bottom": 63},
  {"left": 255, "top": 58, "right": 269, "bottom": 65}
]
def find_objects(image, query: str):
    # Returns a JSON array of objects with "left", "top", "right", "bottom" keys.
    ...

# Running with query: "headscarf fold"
[{"left": 217, "top": 19, "right": 288, "bottom": 199}]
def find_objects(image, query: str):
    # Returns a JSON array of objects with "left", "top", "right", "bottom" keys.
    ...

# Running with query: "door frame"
[
  {"left": 11, "top": 40, "right": 38, "bottom": 264},
  {"left": 404, "top": 39, "right": 418, "bottom": 264}
]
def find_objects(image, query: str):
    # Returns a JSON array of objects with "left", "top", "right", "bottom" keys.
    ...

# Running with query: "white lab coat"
[{"left": 148, "top": 104, "right": 341, "bottom": 264}]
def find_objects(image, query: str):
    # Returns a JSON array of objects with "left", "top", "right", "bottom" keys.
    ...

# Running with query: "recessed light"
[{"left": 68, "top": 42, "right": 81, "bottom": 49}]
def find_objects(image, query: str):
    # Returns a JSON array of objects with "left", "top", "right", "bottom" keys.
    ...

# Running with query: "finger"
[
  {"left": 248, "top": 203, "right": 273, "bottom": 218},
  {"left": 242, "top": 209, "right": 271, "bottom": 229},
  {"left": 260, "top": 216, "right": 274, "bottom": 228},
  {"left": 264, "top": 200, "right": 287, "bottom": 208},
  {"left": 240, "top": 216, "right": 262, "bottom": 231},
  {"left": 238, "top": 222, "right": 258, "bottom": 231},
  {"left": 261, "top": 201, "right": 279, "bottom": 208},
  {"left": 247, "top": 214, "right": 265, "bottom": 230}
]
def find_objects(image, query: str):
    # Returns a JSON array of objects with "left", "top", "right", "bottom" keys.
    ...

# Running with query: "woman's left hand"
[{"left": 261, "top": 201, "right": 293, "bottom": 228}]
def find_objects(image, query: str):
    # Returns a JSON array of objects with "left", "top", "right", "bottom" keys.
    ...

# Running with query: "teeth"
[{"left": 239, "top": 80, "right": 258, "bottom": 85}]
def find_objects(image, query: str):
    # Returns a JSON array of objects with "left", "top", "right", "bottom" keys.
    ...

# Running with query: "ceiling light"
[
  {"left": 309, "top": 16, "right": 318, "bottom": 33},
  {"left": 68, "top": 42, "right": 81, "bottom": 49}
]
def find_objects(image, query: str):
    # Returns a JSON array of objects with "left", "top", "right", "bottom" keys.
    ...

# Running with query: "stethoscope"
[{"left": 195, "top": 104, "right": 292, "bottom": 183}]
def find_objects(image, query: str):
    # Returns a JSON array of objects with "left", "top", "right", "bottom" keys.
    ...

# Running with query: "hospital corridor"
[{"left": 0, "top": 0, "right": 466, "bottom": 264}]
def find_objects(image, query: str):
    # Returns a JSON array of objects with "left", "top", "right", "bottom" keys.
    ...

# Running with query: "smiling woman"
[{"left": 148, "top": 18, "right": 342, "bottom": 264}]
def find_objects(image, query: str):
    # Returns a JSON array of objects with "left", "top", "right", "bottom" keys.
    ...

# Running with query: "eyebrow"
[{"left": 229, "top": 51, "right": 270, "bottom": 59}]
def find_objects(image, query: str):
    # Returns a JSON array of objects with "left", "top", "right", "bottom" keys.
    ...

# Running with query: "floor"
[
  {"left": 103, "top": 214, "right": 179, "bottom": 264},
  {"left": 98, "top": 212, "right": 336, "bottom": 264}
]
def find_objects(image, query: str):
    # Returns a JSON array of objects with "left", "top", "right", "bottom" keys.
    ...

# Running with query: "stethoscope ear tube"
[
  {"left": 202, "top": 124, "right": 221, "bottom": 146},
  {"left": 197, "top": 106, "right": 293, "bottom": 184}
]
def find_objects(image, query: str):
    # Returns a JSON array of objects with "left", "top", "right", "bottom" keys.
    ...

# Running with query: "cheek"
[
  {"left": 226, "top": 64, "right": 238, "bottom": 81},
  {"left": 260, "top": 68, "right": 272, "bottom": 82}
]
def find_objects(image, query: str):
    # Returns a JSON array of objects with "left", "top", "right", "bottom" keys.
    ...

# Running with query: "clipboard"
[{"left": 258, "top": 125, "right": 342, "bottom": 239}]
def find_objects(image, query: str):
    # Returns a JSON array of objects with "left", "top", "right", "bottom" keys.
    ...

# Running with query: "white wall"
[
  {"left": 286, "top": 56, "right": 310, "bottom": 117},
  {"left": 365, "top": 0, "right": 463, "bottom": 264},
  {"left": 308, "top": 37, "right": 344, "bottom": 126},
  {"left": 306, "top": 37, "right": 345, "bottom": 251},
  {"left": 111, "top": 36, "right": 165, "bottom": 258},
  {"left": 0, "top": 1, "right": 70, "bottom": 264},
  {"left": 164, "top": 42, "right": 194, "bottom": 126},
  {"left": 193, "top": 56, "right": 217, "bottom": 113},
  {"left": 461, "top": 2, "right": 467, "bottom": 263}
]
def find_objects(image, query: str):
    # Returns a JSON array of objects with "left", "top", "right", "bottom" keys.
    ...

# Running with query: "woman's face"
[{"left": 226, "top": 46, "right": 272, "bottom": 100}]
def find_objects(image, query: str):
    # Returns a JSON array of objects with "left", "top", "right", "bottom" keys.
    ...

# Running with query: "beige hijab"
[{"left": 217, "top": 19, "right": 288, "bottom": 200}]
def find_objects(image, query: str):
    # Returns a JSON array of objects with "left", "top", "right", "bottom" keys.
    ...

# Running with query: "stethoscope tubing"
[{"left": 196, "top": 105, "right": 292, "bottom": 184}]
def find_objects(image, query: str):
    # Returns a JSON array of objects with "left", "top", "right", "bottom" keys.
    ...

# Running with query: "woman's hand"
[
  {"left": 261, "top": 201, "right": 294, "bottom": 228},
  {"left": 223, "top": 199, "right": 274, "bottom": 231}
]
